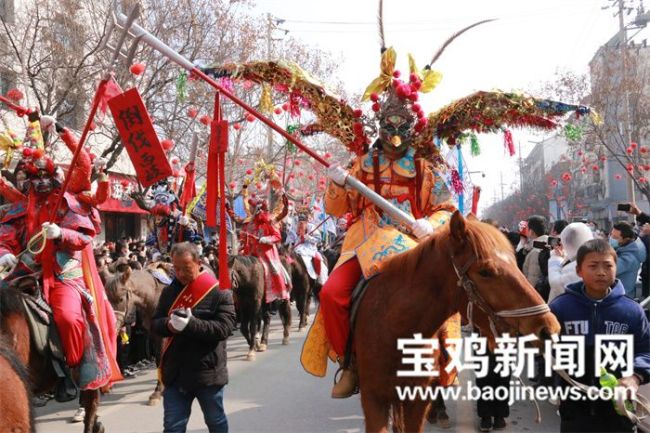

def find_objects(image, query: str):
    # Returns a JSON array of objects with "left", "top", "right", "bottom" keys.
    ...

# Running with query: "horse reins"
[{"left": 450, "top": 253, "right": 550, "bottom": 338}]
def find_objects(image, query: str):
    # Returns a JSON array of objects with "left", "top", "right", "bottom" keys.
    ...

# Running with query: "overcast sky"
[{"left": 251, "top": 0, "right": 643, "bottom": 213}]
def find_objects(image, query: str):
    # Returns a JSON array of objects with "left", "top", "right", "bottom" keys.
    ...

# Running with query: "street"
[{"left": 34, "top": 309, "right": 567, "bottom": 433}]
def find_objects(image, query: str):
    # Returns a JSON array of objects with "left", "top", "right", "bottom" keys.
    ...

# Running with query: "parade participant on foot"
[{"left": 152, "top": 242, "right": 235, "bottom": 433}]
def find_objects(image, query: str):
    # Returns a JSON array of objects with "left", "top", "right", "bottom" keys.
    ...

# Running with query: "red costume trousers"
[
  {"left": 319, "top": 257, "right": 362, "bottom": 357},
  {"left": 49, "top": 280, "right": 86, "bottom": 367}
]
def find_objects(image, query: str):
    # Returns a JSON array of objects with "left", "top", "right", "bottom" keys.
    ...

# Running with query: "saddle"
[{"left": 7, "top": 274, "right": 78, "bottom": 402}]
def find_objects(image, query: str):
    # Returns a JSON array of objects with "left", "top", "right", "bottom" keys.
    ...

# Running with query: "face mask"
[{"left": 609, "top": 238, "right": 620, "bottom": 249}]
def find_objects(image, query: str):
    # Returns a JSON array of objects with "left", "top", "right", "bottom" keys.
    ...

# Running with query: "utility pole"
[{"left": 266, "top": 13, "right": 274, "bottom": 162}]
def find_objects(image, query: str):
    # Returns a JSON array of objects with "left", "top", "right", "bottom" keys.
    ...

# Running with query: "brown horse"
[
  {"left": 0, "top": 284, "right": 104, "bottom": 433},
  {"left": 354, "top": 212, "right": 560, "bottom": 433},
  {"left": 0, "top": 339, "right": 33, "bottom": 433},
  {"left": 280, "top": 248, "right": 322, "bottom": 330},
  {"left": 103, "top": 264, "right": 167, "bottom": 405},
  {"left": 212, "top": 255, "right": 265, "bottom": 360}
]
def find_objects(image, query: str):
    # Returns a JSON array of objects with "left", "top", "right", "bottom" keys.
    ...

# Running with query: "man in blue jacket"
[
  {"left": 550, "top": 238, "right": 650, "bottom": 432},
  {"left": 610, "top": 221, "right": 646, "bottom": 297}
]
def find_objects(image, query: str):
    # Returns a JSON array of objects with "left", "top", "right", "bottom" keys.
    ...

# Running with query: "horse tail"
[{"left": 390, "top": 402, "right": 406, "bottom": 433}]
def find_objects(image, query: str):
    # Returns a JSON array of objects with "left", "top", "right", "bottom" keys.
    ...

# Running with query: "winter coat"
[{"left": 616, "top": 238, "right": 647, "bottom": 297}]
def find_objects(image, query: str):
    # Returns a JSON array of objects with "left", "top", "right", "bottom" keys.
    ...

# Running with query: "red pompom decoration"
[
  {"left": 229, "top": 182, "right": 236, "bottom": 189},
  {"left": 412, "top": 103, "right": 421, "bottom": 112},
  {"left": 187, "top": 107, "right": 198, "bottom": 118},
  {"left": 161, "top": 139, "right": 174, "bottom": 151},
  {"left": 120, "top": 179, "right": 130, "bottom": 188},
  {"left": 256, "top": 182, "right": 263, "bottom": 190},
  {"left": 22, "top": 148, "right": 33, "bottom": 158},
  {"left": 371, "top": 102, "right": 381, "bottom": 112},
  {"left": 409, "top": 73, "right": 419, "bottom": 83},
  {"left": 6, "top": 88, "right": 23, "bottom": 102},
  {"left": 199, "top": 115, "right": 211, "bottom": 126},
  {"left": 246, "top": 114, "right": 255, "bottom": 122},
  {"left": 353, "top": 109, "right": 363, "bottom": 118},
  {"left": 370, "top": 93, "right": 379, "bottom": 102},
  {"left": 32, "top": 148, "right": 44, "bottom": 159},
  {"left": 392, "top": 70, "right": 401, "bottom": 78},
  {"left": 250, "top": 192, "right": 256, "bottom": 198},
  {"left": 129, "top": 63, "right": 146, "bottom": 75},
  {"left": 282, "top": 103, "right": 289, "bottom": 111},
  {"left": 233, "top": 123, "right": 241, "bottom": 130},
  {"left": 274, "top": 107, "right": 283, "bottom": 115},
  {"left": 353, "top": 122, "right": 363, "bottom": 135},
  {"left": 245, "top": 169, "right": 253, "bottom": 175}
]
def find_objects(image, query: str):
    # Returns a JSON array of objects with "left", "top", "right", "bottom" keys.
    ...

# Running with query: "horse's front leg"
[
  {"left": 81, "top": 389, "right": 103, "bottom": 433},
  {"left": 360, "top": 393, "right": 390, "bottom": 433},
  {"left": 279, "top": 299, "right": 291, "bottom": 345}
]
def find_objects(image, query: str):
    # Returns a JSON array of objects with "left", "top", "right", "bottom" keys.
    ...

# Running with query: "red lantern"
[
  {"left": 246, "top": 169, "right": 253, "bottom": 175},
  {"left": 627, "top": 163, "right": 634, "bottom": 171},
  {"left": 641, "top": 146, "right": 648, "bottom": 154},
  {"left": 229, "top": 182, "right": 236, "bottom": 189},
  {"left": 161, "top": 139, "right": 174, "bottom": 151},
  {"left": 256, "top": 182, "right": 263, "bottom": 190},
  {"left": 294, "top": 160, "right": 301, "bottom": 166},
  {"left": 308, "top": 174, "right": 314, "bottom": 180},
  {"left": 561, "top": 172, "right": 572, "bottom": 182},
  {"left": 627, "top": 147, "right": 634, "bottom": 154},
  {"left": 592, "top": 165, "right": 599, "bottom": 171},
  {"left": 120, "top": 179, "right": 130, "bottom": 188},
  {"left": 246, "top": 114, "right": 255, "bottom": 122},
  {"left": 187, "top": 107, "right": 198, "bottom": 118},
  {"left": 233, "top": 123, "right": 241, "bottom": 130},
  {"left": 250, "top": 192, "right": 256, "bottom": 198},
  {"left": 615, "top": 174, "right": 623, "bottom": 180},
  {"left": 324, "top": 152, "right": 332, "bottom": 159},
  {"left": 199, "top": 115, "right": 211, "bottom": 126},
  {"left": 631, "top": 141, "right": 638, "bottom": 148},
  {"left": 600, "top": 155, "right": 607, "bottom": 161},
  {"left": 282, "top": 102, "right": 289, "bottom": 111},
  {"left": 577, "top": 150, "right": 584, "bottom": 156},
  {"left": 6, "top": 88, "right": 23, "bottom": 102},
  {"left": 641, "top": 177, "right": 648, "bottom": 183},
  {"left": 551, "top": 179, "right": 558, "bottom": 187},
  {"left": 299, "top": 172, "right": 304, "bottom": 177},
  {"left": 274, "top": 107, "right": 282, "bottom": 115},
  {"left": 129, "top": 63, "right": 146, "bottom": 75}
]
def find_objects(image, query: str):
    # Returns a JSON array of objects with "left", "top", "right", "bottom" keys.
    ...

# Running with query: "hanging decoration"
[
  {"left": 470, "top": 134, "right": 480, "bottom": 156},
  {"left": 563, "top": 123, "right": 583, "bottom": 142},
  {"left": 503, "top": 129, "right": 515, "bottom": 156},
  {"left": 176, "top": 70, "right": 187, "bottom": 102},
  {"left": 450, "top": 168, "right": 464, "bottom": 195}
]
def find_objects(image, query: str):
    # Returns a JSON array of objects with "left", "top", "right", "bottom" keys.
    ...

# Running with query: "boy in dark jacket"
[
  {"left": 152, "top": 242, "right": 236, "bottom": 433},
  {"left": 550, "top": 239, "right": 650, "bottom": 432}
]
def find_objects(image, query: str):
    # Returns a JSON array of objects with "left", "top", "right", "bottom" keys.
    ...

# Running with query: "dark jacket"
[
  {"left": 549, "top": 280, "right": 650, "bottom": 420},
  {"left": 151, "top": 277, "right": 236, "bottom": 391}
]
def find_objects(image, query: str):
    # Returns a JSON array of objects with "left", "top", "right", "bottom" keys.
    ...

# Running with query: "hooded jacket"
[
  {"left": 550, "top": 280, "right": 650, "bottom": 418},
  {"left": 615, "top": 238, "right": 647, "bottom": 297}
]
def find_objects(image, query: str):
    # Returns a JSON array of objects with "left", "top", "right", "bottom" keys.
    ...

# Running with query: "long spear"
[{"left": 107, "top": 5, "right": 416, "bottom": 229}]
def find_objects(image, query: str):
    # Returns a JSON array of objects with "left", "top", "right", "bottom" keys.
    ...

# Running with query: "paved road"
[{"left": 35, "top": 312, "right": 571, "bottom": 433}]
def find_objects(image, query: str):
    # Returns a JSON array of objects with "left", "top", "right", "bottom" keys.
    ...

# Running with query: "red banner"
[{"left": 108, "top": 88, "right": 173, "bottom": 188}]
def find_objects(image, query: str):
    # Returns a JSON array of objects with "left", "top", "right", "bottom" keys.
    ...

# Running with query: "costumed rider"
[
  {"left": 145, "top": 181, "right": 199, "bottom": 255},
  {"left": 249, "top": 198, "right": 292, "bottom": 311},
  {"left": 294, "top": 205, "right": 328, "bottom": 285},
  {"left": 311, "top": 61, "right": 457, "bottom": 399},
  {"left": 0, "top": 112, "right": 120, "bottom": 392}
]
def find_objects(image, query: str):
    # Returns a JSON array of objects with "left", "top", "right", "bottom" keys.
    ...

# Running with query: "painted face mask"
[{"left": 30, "top": 171, "right": 55, "bottom": 195}]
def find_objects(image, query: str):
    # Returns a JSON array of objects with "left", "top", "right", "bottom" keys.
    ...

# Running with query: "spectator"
[
  {"left": 610, "top": 221, "right": 647, "bottom": 297},
  {"left": 522, "top": 215, "right": 547, "bottom": 288},
  {"left": 625, "top": 203, "right": 650, "bottom": 298},
  {"left": 548, "top": 223, "right": 594, "bottom": 303},
  {"left": 515, "top": 221, "right": 530, "bottom": 270},
  {"left": 152, "top": 242, "right": 235, "bottom": 433},
  {"left": 549, "top": 239, "right": 650, "bottom": 432}
]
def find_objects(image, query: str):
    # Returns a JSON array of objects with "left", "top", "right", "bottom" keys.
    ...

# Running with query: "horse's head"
[
  {"left": 104, "top": 267, "right": 136, "bottom": 331},
  {"left": 443, "top": 211, "right": 560, "bottom": 346}
]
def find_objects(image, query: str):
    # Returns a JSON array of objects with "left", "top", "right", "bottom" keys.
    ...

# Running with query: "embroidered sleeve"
[{"left": 58, "top": 227, "right": 93, "bottom": 251}]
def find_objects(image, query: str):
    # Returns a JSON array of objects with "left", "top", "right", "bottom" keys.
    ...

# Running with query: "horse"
[
  {"left": 212, "top": 254, "right": 265, "bottom": 360},
  {"left": 353, "top": 212, "right": 560, "bottom": 433},
  {"left": 0, "top": 339, "right": 33, "bottom": 433},
  {"left": 103, "top": 264, "right": 167, "bottom": 405},
  {"left": 0, "top": 282, "right": 105, "bottom": 433},
  {"left": 280, "top": 247, "right": 327, "bottom": 330}
]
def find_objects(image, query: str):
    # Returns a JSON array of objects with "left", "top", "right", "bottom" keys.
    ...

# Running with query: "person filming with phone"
[{"left": 152, "top": 242, "right": 236, "bottom": 433}]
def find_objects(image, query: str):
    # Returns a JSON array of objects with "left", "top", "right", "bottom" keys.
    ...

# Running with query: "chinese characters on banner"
[
  {"left": 108, "top": 87, "right": 173, "bottom": 188},
  {"left": 397, "top": 333, "right": 634, "bottom": 378}
]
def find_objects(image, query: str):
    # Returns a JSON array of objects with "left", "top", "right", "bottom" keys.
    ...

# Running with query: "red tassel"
[
  {"left": 471, "top": 186, "right": 481, "bottom": 215},
  {"left": 179, "top": 162, "right": 196, "bottom": 209},
  {"left": 504, "top": 130, "right": 515, "bottom": 156}
]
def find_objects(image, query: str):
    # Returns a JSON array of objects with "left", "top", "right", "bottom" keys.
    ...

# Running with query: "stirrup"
[{"left": 332, "top": 366, "right": 359, "bottom": 395}]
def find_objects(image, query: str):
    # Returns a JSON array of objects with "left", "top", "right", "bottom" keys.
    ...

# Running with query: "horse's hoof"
[
  {"left": 257, "top": 343, "right": 267, "bottom": 352},
  {"left": 246, "top": 350, "right": 256, "bottom": 361},
  {"left": 147, "top": 393, "right": 162, "bottom": 406},
  {"left": 435, "top": 412, "right": 451, "bottom": 429},
  {"left": 93, "top": 421, "right": 105, "bottom": 433},
  {"left": 282, "top": 336, "right": 289, "bottom": 345}
]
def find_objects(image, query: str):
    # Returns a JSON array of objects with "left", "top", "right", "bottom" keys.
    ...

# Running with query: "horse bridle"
[{"left": 450, "top": 253, "right": 550, "bottom": 337}]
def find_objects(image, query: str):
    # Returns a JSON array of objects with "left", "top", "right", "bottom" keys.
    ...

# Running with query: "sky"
[{"left": 250, "top": 0, "right": 643, "bottom": 214}]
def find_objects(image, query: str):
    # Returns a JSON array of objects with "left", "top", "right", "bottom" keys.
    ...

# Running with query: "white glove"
[
  {"left": 93, "top": 156, "right": 107, "bottom": 170},
  {"left": 169, "top": 308, "right": 192, "bottom": 332},
  {"left": 327, "top": 165, "right": 349, "bottom": 186},
  {"left": 178, "top": 215, "right": 190, "bottom": 226},
  {"left": 411, "top": 218, "right": 434, "bottom": 239},
  {"left": 39, "top": 115, "right": 56, "bottom": 134},
  {"left": 42, "top": 222, "right": 62, "bottom": 240},
  {"left": 0, "top": 253, "right": 18, "bottom": 269},
  {"left": 259, "top": 236, "right": 272, "bottom": 245}
]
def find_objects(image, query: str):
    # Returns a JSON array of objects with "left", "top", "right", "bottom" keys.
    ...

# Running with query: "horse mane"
[
  {"left": 0, "top": 338, "right": 35, "bottom": 431},
  {"left": 0, "top": 287, "right": 26, "bottom": 316},
  {"left": 382, "top": 218, "right": 513, "bottom": 278}
]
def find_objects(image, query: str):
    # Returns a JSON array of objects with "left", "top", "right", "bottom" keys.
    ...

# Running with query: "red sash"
[{"left": 158, "top": 271, "right": 219, "bottom": 377}]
